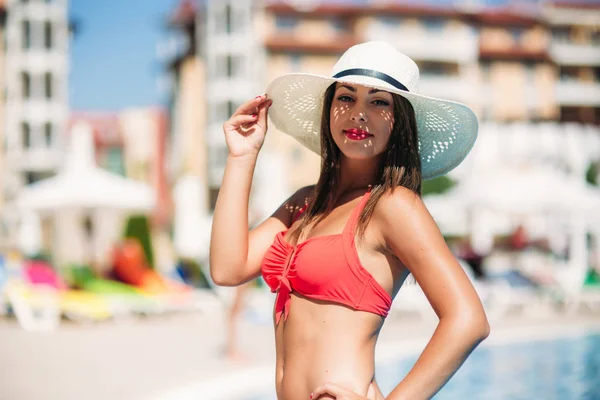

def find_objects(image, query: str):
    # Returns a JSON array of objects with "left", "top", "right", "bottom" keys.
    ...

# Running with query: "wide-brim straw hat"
[{"left": 266, "top": 41, "right": 478, "bottom": 180}]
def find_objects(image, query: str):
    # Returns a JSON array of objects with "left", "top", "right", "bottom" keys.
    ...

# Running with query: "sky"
[
  {"left": 68, "top": 0, "right": 596, "bottom": 112},
  {"left": 69, "top": 0, "right": 179, "bottom": 111}
]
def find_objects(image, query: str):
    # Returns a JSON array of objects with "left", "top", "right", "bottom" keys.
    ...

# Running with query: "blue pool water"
[{"left": 244, "top": 333, "right": 600, "bottom": 400}]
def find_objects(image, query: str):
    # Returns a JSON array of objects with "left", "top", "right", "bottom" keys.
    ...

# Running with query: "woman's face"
[{"left": 329, "top": 82, "right": 395, "bottom": 160}]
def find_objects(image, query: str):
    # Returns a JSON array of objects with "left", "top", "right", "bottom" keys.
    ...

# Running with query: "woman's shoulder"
[
  {"left": 375, "top": 186, "right": 424, "bottom": 212},
  {"left": 372, "top": 186, "right": 432, "bottom": 233}
]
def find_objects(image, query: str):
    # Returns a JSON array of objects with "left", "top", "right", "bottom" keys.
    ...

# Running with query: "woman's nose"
[{"left": 350, "top": 110, "right": 368, "bottom": 123}]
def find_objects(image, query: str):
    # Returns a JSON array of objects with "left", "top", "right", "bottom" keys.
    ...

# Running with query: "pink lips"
[{"left": 344, "top": 128, "right": 373, "bottom": 141}]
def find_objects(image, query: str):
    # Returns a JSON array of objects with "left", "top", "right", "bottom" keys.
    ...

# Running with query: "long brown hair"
[{"left": 289, "top": 83, "right": 421, "bottom": 243}]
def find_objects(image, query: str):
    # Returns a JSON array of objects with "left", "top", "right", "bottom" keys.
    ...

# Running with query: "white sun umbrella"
[
  {"left": 463, "top": 166, "right": 600, "bottom": 216},
  {"left": 17, "top": 122, "right": 155, "bottom": 212}
]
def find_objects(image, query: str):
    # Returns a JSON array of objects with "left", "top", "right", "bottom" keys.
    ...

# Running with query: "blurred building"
[
  {"left": 165, "top": 0, "right": 266, "bottom": 216},
  {"left": 163, "top": 0, "right": 599, "bottom": 222},
  {"left": 261, "top": 0, "right": 600, "bottom": 190},
  {"left": 473, "top": 7, "right": 556, "bottom": 121},
  {"left": 543, "top": 1, "right": 600, "bottom": 124},
  {"left": 3, "top": 0, "right": 70, "bottom": 192},
  {"left": 0, "top": 0, "right": 6, "bottom": 223},
  {"left": 163, "top": 0, "right": 209, "bottom": 210},
  {"left": 1, "top": 0, "right": 70, "bottom": 247},
  {"left": 203, "top": 0, "right": 264, "bottom": 210}
]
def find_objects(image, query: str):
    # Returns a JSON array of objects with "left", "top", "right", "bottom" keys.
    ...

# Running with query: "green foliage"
[
  {"left": 585, "top": 162, "right": 599, "bottom": 186},
  {"left": 122, "top": 215, "right": 155, "bottom": 268},
  {"left": 63, "top": 264, "right": 95, "bottom": 289},
  {"left": 422, "top": 175, "right": 456, "bottom": 197}
]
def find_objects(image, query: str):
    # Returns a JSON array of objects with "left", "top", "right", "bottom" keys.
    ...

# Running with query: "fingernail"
[
  {"left": 255, "top": 95, "right": 262, "bottom": 100},
  {"left": 251, "top": 114, "right": 257, "bottom": 118}
]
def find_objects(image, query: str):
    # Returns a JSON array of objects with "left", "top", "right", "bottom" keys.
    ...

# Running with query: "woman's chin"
[{"left": 338, "top": 147, "right": 381, "bottom": 161}]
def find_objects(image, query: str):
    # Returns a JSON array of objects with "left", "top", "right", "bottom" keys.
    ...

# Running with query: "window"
[
  {"left": 510, "top": 27, "right": 525, "bottom": 45},
  {"left": 378, "top": 16, "right": 399, "bottom": 29},
  {"left": 423, "top": 18, "right": 445, "bottom": 33},
  {"left": 44, "top": 72, "right": 53, "bottom": 99},
  {"left": 25, "top": 171, "right": 54, "bottom": 185},
  {"left": 225, "top": 4, "right": 232, "bottom": 33},
  {"left": 226, "top": 55, "right": 233, "bottom": 76},
  {"left": 329, "top": 18, "right": 348, "bottom": 34},
  {"left": 21, "top": 72, "right": 31, "bottom": 98},
  {"left": 216, "top": 55, "right": 242, "bottom": 78},
  {"left": 105, "top": 147, "right": 125, "bottom": 176},
  {"left": 420, "top": 61, "right": 455, "bottom": 77},
  {"left": 592, "top": 30, "right": 600, "bottom": 46},
  {"left": 290, "top": 55, "right": 302, "bottom": 72},
  {"left": 560, "top": 66, "right": 578, "bottom": 81},
  {"left": 553, "top": 27, "right": 570, "bottom": 43},
  {"left": 226, "top": 55, "right": 242, "bottom": 77},
  {"left": 480, "top": 61, "right": 491, "bottom": 81},
  {"left": 22, "top": 122, "right": 31, "bottom": 149},
  {"left": 44, "top": 123, "right": 53, "bottom": 146},
  {"left": 44, "top": 21, "right": 53, "bottom": 49},
  {"left": 275, "top": 16, "right": 298, "bottom": 31},
  {"left": 22, "top": 20, "right": 31, "bottom": 49}
]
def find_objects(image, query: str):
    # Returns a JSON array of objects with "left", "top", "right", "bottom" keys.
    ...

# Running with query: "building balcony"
[
  {"left": 479, "top": 45, "right": 550, "bottom": 62},
  {"left": 207, "top": 79, "right": 257, "bottom": 102},
  {"left": 550, "top": 42, "right": 600, "bottom": 66},
  {"left": 17, "top": 101, "right": 68, "bottom": 124},
  {"left": 364, "top": 26, "right": 478, "bottom": 63},
  {"left": 417, "top": 75, "right": 473, "bottom": 104},
  {"left": 23, "top": 50, "right": 68, "bottom": 70},
  {"left": 6, "top": 147, "right": 63, "bottom": 172},
  {"left": 208, "top": 34, "right": 261, "bottom": 54},
  {"left": 264, "top": 34, "right": 358, "bottom": 55},
  {"left": 555, "top": 80, "right": 600, "bottom": 107}
]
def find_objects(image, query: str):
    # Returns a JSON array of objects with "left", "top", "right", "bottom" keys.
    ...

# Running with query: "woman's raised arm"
[{"left": 209, "top": 95, "right": 272, "bottom": 286}]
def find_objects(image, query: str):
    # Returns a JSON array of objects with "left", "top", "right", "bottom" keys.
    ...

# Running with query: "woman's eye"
[
  {"left": 337, "top": 95, "right": 354, "bottom": 102},
  {"left": 373, "top": 99, "right": 390, "bottom": 106}
]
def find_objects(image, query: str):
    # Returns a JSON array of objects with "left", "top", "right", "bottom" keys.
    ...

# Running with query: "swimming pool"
[
  {"left": 377, "top": 333, "right": 600, "bottom": 400},
  {"left": 243, "top": 332, "right": 600, "bottom": 400}
]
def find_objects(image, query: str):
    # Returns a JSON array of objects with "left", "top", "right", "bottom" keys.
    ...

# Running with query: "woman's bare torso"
[
  {"left": 271, "top": 191, "right": 406, "bottom": 400},
  {"left": 275, "top": 295, "right": 385, "bottom": 400}
]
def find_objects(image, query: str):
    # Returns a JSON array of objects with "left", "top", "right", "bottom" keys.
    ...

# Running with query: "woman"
[{"left": 210, "top": 41, "right": 490, "bottom": 400}]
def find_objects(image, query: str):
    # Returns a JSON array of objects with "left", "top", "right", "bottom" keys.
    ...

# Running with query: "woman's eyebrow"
[
  {"left": 336, "top": 85, "right": 388, "bottom": 96},
  {"left": 338, "top": 84, "right": 356, "bottom": 92}
]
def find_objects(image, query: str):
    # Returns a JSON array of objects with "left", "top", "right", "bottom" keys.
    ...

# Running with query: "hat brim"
[{"left": 266, "top": 73, "right": 478, "bottom": 180}]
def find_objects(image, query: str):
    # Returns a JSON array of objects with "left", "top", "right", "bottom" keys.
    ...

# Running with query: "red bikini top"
[{"left": 261, "top": 188, "right": 392, "bottom": 324}]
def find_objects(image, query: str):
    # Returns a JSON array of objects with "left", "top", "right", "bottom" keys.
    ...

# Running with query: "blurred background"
[{"left": 0, "top": 0, "right": 599, "bottom": 399}]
